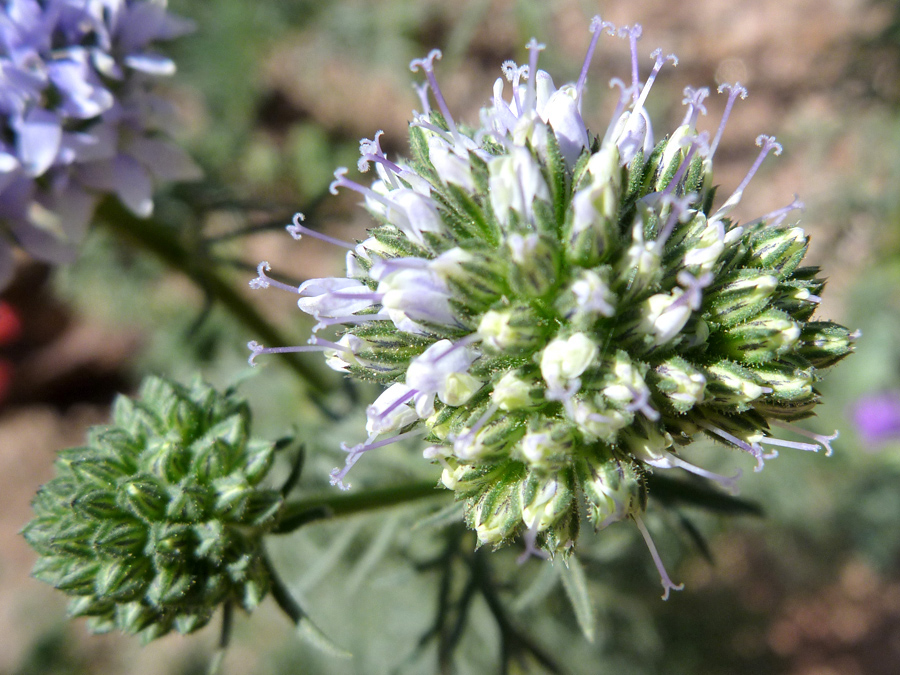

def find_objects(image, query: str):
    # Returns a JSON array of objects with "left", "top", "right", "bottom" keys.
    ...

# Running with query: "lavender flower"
[
  {"left": 251, "top": 18, "right": 856, "bottom": 598},
  {"left": 851, "top": 390, "right": 900, "bottom": 447},
  {"left": 0, "top": 0, "right": 201, "bottom": 289}
]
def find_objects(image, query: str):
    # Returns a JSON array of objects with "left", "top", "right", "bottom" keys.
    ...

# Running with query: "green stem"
[
  {"left": 273, "top": 481, "right": 446, "bottom": 534},
  {"left": 97, "top": 199, "right": 332, "bottom": 392}
]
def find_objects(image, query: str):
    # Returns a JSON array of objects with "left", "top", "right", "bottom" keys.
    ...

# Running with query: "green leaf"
[
  {"left": 411, "top": 501, "right": 465, "bottom": 532},
  {"left": 646, "top": 473, "right": 764, "bottom": 516},
  {"left": 297, "top": 616, "right": 352, "bottom": 660},
  {"left": 560, "top": 555, "right": 595, "bottom": 643}
]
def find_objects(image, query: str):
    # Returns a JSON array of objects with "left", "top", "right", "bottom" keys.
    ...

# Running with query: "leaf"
[
  {"left": 410, "top": 501, "right": 465, "bottom": 532},
  {"left": 297, "top": 615, "right": 352, "bottom": 660},
  {"left": 560, "top": 555, "right": 595, "bottom": 643},
  {"left": 512, "top": 560, "right": 559, "bottom": 612},
  {"left": 646, "top": 474, "right": 764, "bottom": 516}
]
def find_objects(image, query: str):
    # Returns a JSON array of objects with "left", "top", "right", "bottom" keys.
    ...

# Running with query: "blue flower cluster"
[{"left": 0, "top": 0, "right": 200, "bottom": 288}]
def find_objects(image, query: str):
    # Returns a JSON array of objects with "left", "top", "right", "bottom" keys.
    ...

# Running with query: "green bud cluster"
[{"left": 23, "top": 377, "right": 282, "bottom": 642}]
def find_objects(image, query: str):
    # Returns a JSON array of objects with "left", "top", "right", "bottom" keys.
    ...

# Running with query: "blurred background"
[{"left": 3, "top": 0, "right": 900, "bottom": 673}]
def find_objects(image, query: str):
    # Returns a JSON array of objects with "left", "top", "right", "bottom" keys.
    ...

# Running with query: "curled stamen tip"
[
  {"left": 819, "top": 430, "right": 839, "bottom": 457},
  {"left": 755, "top": 134, "right": 783, "bottom": 155},
  {"left": 409, "top": 48, "right": 442, "bottom": 72},
  {"left": 661, "top": 581, "right": 685, "bottom": 601},
  {"left": 249, "top": 261, "right": 271, "bottom": 289},
  {"left": 718, "top": 82, "right": 749, "bottom": 99},
  {"left": 329, "top": 167, "right": 349, "bottom": 194},
  {"left": 501, "top": 60, "right": 517, "bottom": 80},
  {"left": 618, "top": 24, "right": 643, "bottom": 39},
  {"left": 286, "top": 213, "right": 306, "bottom": 239},
  {"left": 651, "top": 48, "right": 677, "bottom": 67},
  {"left": 608, "top": 77, "right": 628, "bottom": 92},
  {"left": 328, "top": 468, "right": 352, "bottom": 491},
  {"left": 247, "top": 341, "right": 264, "bottom": 366}
]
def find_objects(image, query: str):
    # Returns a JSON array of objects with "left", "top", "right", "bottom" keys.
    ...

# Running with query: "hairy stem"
[{"left": 273, "top": 481, "right": 446, "bottom": 534}]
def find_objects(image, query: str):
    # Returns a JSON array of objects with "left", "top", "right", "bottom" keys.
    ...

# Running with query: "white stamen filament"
[
  {"left": 247, "top": 340, "right": 337, "bottom": 366},
  {"left": 286, "top": 212, "right": 355, "bottom": 250},
  {"left": 410, "top": 49, "right": 461, "bottom": 145},
  {"left": 709, "top": 82, "right": 748, "bottom": 160},
  {"left": 249, "top": 261, "right": 299, "bottom": 293},
  {"left": 680, "top": 86, "right": 708, "bottom": 127},
  {"left": 698, "top": 421, "right": 765, "bottom": 471},
  {"left": 523, "top": 38, "right": 545, "bottom": 113},
  {"left": 331, "top": 428, "right": 428, "bottom": 490},
  {"left": 576, "top": 16, "right": 617, "bottom": 103},
  {"left": 769, "top": 421, "right": 839, "bottom": 457},
  {"left": 634, "top": 514, "right": 684, "bottom": 601}
]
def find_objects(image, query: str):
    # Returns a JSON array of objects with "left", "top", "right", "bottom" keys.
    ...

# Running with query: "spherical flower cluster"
[
  {"left": 250, "top": 18, "right": 856, "bottom": 596},
  {"left": 24, "top": 377, "right": 283, "bottom": 642},
  {"left": 0, "top": 0, "right": 201, "bottom": 289}
]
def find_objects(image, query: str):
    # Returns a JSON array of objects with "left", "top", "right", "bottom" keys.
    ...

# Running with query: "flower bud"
[
  {"left": 563, "top": 146, "right": 620, "bottom": 267},
  {"left": 703, "top": 270, "right": 779, "bottom": 326},
  {"left": 797, "top": 322, "right": 858, "bottom": 369},
  {"left": 478, "top": 304, "right": 544, "bottom": 353},
  {"left": 520, "top": 470, "right": 576, "bottom": 533},
  {"left": 703, "top": 360, "right": 767, "bottom": 408},
  {"left": 24, "top": 377, "right": 281, "bottom": 642},
  {"left": 716, "top": 308, "right": 801, "bottom": 364},
  {"left": 746, "top": 226, "right": 808, "bottom": 277},
  {"left": 518, "top": 424, "right": 576, "bottom": 468},
  {"left": 752, "top": 360, "right": 815, "bottom": 403},
  {"left": 575, "top": 451, "right": 645, "bottom": 528},
  {"left": 470, "top": 467, "right": 525, "bottom": 547},
  {"left": 491, "top": 370, "right": 545, "bottom": 411},
  {"left": 507, "top": 232, "right": 560, "bottom": 297},
  {"left": 540, "top": 333, "right": 598, "bottom": 393},
  {"left": 653, "top": 357, "right": 706, "bottom": 413}
]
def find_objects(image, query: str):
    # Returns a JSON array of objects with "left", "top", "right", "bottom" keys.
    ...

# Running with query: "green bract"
[
  {"left": 250, "top": 17, "right": 855, "bottom": 596},
  {"left": 23, "top": 377, "right": 282, "bottom": 642}
]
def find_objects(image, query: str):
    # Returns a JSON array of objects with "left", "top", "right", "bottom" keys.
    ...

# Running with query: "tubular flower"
[
  {"left": 0, "top": 0, "right": 201, "bottom": 289},
  {"left": 250, "top": 18, "right": 856, "bottom": 597},
  {"left": 23, "top": 377, "right": 283, "bottom": 642}
]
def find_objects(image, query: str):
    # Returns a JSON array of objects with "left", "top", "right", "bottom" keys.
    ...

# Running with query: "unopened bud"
[
  {"left": 716, "top": 308, "right": 801, "bottom": 364},
  {"left": 654, "top": 357, "right": 706, "bottom": 413},
  {"left": 703, "top": 360, "right": 767, "bottom": 407},
  {"left": 797, "top": 322, "right": 858, "bottom": 369},
  {"left": 746, "top": 226, "right": 808, "bottom": 276},
  {"left": 703, "top": 270, "right": 778, "bottom": 326}
]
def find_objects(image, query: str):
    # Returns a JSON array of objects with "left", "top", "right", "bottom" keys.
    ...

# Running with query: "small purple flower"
[
  {"left": 0, "top": 0, "right": 200, "bottom": 289},
  {"left": 851, "top": 391, "right": 900, "bottom": 447}
]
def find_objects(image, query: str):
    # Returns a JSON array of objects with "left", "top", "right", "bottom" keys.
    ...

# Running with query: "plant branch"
[
  {"left": 97, "top": 198, "right": 332, "bottom": 392},
  {"left": 272, "top": 480, "right": 446, "bottom": 534}
]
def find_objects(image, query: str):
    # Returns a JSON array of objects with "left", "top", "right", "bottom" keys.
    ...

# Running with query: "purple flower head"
[
  {"left": 851, "top": 391, "right": 900, "bottom": 447},
  {"left": 0, "top": 0, "right": 200, "bottom": 289}
]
